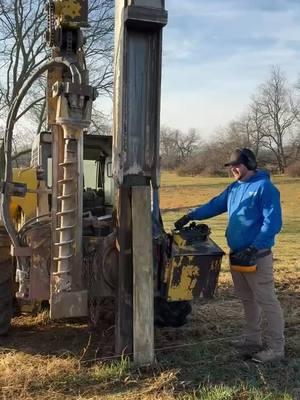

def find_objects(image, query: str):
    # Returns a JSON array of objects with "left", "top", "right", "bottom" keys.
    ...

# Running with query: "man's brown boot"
[
  {"left": 252, "top": 348, "right": 284, "bottom": 363},
  {"left": 229, "top": 338, "right": 263, "bottom": 355}
]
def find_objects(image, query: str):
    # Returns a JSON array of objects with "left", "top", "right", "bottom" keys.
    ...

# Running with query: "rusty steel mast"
[{"left": 113, "top": 0, "right": 168, "bottom": 364}]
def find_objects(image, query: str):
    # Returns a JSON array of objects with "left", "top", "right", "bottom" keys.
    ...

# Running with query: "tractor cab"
[{"left": 30, "top": 131, "right": 114, "bottom": 218}]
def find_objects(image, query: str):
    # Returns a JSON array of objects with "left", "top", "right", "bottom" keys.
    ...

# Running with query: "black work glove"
[
  {"left": 174, "top": 214, "right": 191, "bottom": 230},
  {"left": 231, "top": 246, "right": 258, "bottom": 266}
]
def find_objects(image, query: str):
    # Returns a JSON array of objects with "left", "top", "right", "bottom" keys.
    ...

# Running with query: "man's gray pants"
[{"left": 231, "top": 251, "right": 285, "bottom": 352}]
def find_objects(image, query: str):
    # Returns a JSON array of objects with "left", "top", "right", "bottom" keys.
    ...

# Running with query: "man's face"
[{"left": 230, "top": 163, "right": 249, "bottom": 180}]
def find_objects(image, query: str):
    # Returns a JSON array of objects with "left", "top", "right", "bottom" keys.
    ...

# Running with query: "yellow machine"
[
  {"left": 164, "top": 224, "right": 224, "bottom": 302},
  {"left": 10, "top": 169, "right": 38, "bottom": 222},
  {"left": 0, "top": 0, "right": 224, "bottom": 362}
]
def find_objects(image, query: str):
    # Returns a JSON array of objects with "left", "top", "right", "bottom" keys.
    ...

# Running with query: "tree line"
[
  {"left": 1, "top": 2, "right": 300, "bottom": 175},
  {"left": 161, "top": 67, "right": 300, "bottom": 175}
]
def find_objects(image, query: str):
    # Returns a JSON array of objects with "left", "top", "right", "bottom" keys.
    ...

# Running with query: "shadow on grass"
[{"left": 0, "top": 316, "right": 115, "bottom": 361}]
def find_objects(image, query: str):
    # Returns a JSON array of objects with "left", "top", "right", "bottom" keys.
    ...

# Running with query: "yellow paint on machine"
[
  {"left": 54, "top": 0, "right": 88, "bottom": 27},
  {"left": 167, "top": 256, "right": 200, "bottom": 301},
  {"left": 9, "top": 168, "right": 38, "bottom": 224},
  {"left": 172, "top": 231, "right": 187, "bottom": 248},
  {"left": 55, "top": 0, "right": 81, "bottom": 18},
  {"left": 61, "top": 0, "right": 81, "bottom": 18}
]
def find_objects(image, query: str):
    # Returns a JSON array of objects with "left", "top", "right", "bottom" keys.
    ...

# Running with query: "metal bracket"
[
  {"left": 1, "top": 181, "right": 27, "bottom": 197},
  {"left": 50, "top": 290, "right": 88, "bottom": 319},
  {"left": 52, "top": 81, "right": 96, "bottom": 99},
  {"left": 10, "top": 245, "right": 32, "bottom": 257},
  {"left": 125, "top": 5, "right": 168, "bottom": 29}
]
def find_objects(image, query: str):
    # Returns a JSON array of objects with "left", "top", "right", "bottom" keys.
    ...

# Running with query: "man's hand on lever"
[{"left": 174, "top": 215, "right": 191, "bottom": 230}]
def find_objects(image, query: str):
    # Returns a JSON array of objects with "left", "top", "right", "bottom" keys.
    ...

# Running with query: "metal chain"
[{"left": 47, "top": 1, "right": 56, "bottom": 48}]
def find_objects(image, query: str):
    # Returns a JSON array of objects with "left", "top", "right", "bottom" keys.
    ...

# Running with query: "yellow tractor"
[
  {"left": 0, "top": 0, "right": 224, "bottom": 362},
  {"left": 0, "top": 132, "right": 224, "bottom": 328}
]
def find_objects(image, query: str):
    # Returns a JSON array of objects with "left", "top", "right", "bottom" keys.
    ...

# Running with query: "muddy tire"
[
  {"left": 154, "top": 298, "right": 192, "bottom": 328},
  {"left": 0, "top": 278, "right": 13, "bottom": 336}
]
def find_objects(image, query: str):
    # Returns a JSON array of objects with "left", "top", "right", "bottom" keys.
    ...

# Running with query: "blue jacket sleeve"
[
  {"left": 187, "top": 188, "right": 228, "bottom": 220},
  {"left": 252, "top": 183, "right": 282, "bottom": 249}
]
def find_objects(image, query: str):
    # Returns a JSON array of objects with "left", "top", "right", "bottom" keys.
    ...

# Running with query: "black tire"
[
  {"left": 88, "top": 297, "right": 115, "bottom": 328},
  {"left": 0, "top": 278, "right": 13, "bottom": 336},
  {"left": 154, "top": 298, "right": 192, "bottom": 328},
  {"left": 88, "top": 297, "right": 192, "bottom": 329}
]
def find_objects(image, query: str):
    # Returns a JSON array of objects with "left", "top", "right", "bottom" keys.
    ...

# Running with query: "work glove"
[
  {"left": 230, "top": 246, "right": 258, "bottom": 266},
  {"left": 174, "top": 214, "right": 191, "bottom": 230}
]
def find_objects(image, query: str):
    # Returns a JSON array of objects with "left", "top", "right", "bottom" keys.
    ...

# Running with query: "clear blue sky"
[{"left": 160, "top": 0, "right": 300, "bottom": 137}]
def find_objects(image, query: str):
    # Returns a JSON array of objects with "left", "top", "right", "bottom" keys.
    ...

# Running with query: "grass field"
[{"left": 0, "top": 173, "right": 299, "bottom": 399}]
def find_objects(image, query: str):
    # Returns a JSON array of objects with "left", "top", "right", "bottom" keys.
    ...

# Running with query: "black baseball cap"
[{"left": 224, "top": 148, "right": 257, "bottom": 170}]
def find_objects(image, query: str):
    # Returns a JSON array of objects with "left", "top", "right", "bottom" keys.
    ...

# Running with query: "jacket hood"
[{"left": 239, "top": 169, "right": 270, "bottom": 184}]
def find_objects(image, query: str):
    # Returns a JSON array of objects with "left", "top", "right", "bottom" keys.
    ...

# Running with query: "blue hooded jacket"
[{"left": 187, "top": 170, "right": 282, "bottom": 252}]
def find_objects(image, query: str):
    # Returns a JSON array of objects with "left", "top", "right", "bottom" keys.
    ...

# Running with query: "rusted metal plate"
[
  {"left": 26, "top": 225, "right": 51, "bottom": 301},
  {"left": 50, "top": 289, "right": 88, "bottom": 319},
  {"left": 10, "top": 246, "right": 32, "bottom": 257}
]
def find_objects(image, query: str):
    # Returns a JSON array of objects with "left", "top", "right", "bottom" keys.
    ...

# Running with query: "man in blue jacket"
[{"left": 175, "top": 148, "right": 285, "bottom": 363}]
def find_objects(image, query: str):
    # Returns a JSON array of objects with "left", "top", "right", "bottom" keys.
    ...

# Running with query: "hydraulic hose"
[{"left": 1, "top": 57, "right": 83, "bottom": 270}]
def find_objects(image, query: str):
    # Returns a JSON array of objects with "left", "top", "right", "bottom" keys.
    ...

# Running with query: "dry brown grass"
[{"left": 0, "top": 173, "right": 299, "bottom": 400}]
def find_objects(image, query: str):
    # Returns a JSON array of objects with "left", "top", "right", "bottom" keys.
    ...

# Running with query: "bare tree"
[
  {"left": 160, "top": 126, "right": 177, "bottom": 166},
  {"left": 0, "top": 0, "right": 47, "bottom": 115},
  {"left": 246, "top": 104, "right": 265, "bottom": 157},
  {"left": 89, "top": 107, "right": 112, "bottom": 136},
  {"left": 251, "top": 66, "right": 298, "bottom": 173},
  {"left": 175, "top": 128, "right": 202, "bottom": 161},
  {"left": 0, "top": 0, "right": 114, "bottom": 147},
  {"left": 213, "top": 68, "right": 299, "bottom": 172},
  {"left": 86, "top": 0, "right": 114, "bottom": 95},
  {"left": 160, "top": 126, "right": 201, "bottom": 169},
  {"left": 286, "top": 129, "right": 300, "bottom": 163},
  {"left": 216, "top": 119, "right": 249, "bottom": 152}
]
